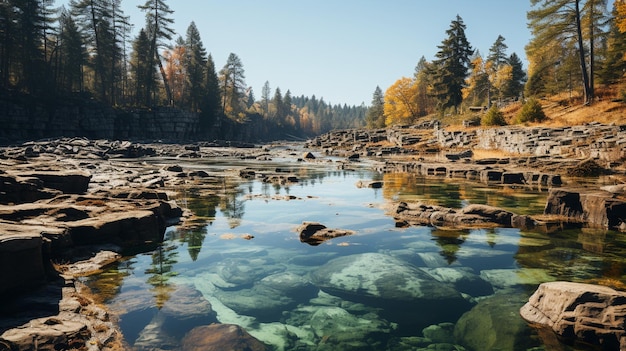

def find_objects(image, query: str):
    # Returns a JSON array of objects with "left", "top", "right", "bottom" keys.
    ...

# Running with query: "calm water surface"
[{"left": 86, "top": 163, "right": 626, "bottom": 351}]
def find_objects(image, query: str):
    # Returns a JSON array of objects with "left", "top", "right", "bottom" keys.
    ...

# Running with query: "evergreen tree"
[
  {"left": 261, "top": 80, "right": 271, "bottom": 118},
  {"left": 8, "top": 0, "right": 52, "bottom": 94},
  {"left": 139, "top": 0, "right": 175, "bottom": 105},
  {"left": 487, "top": 35, "right": 509, "bottom": 69},
  {"left": 57, "top": 8, "right": 86, "bottom": 92},
  {"left": 184, "top": 21, "right": 206, "bottom": 111},
  {"left": 599, "top": 2, "right": 626, "bottom": 85},
  {"left": 200, "top": 53, "right": 221, "bottom": 130},
  {"left": 273, "top": 86, "right": 284, "bottom": 124},
  {"left": 130, "top": 28, "right": 155, "bottom": 106},
  {"left": 505, "top": 52, "right": 526, "bottom": 99},
  {"left": 527, "top": 0, "right": 609, "bottom": 104},
  {"left": 219, "top": 52, "right": 246, "bottom": 121},
  {"left": 430, "top": 15, "right": 474, "bottom": 114},
  {"left": 365, "top": 85, "right": 385, "bottom": 129}
]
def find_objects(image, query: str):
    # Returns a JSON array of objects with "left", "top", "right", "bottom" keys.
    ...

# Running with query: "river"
[{"left": 83, "top": 159, "right": 625, "bottom": 351}]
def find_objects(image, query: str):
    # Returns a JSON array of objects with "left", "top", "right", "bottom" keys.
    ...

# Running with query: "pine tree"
[
  {"left": 199, "top": 53, "right": 221, "bottom": 131},
  {"left": 599, "top": 2, "right": 626, "bottom": 85},
  {"left": 261, "top": 80, "right": 271, "bottom": 118},
  {"left": 219, "top": 52, "right": 246, "bottom": 121},
  {"left": 365, "top": 86, "right": 385, "bottom": 129},
  {"left": 505, "top": 53, "right": 526, "bottom": 99},
  {"left": 430, "top": 15, "right": 474, "bottom": 114},
  {"left": 139, "top": 0, "right": 175, "bottom": 106},
  {"left": 527, "top": 0, "right": 609, "bottom": 104},
  {"left": 57, "top": 8, "right": 86, "bottom": 92},
  {"left": 130, "top": 28, "right": 155, "bottom": 106},
  {"left": 184, "top": 21, "right": 206, "bottom": 111}
]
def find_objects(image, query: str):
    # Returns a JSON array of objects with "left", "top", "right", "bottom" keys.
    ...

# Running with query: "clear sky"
[{"left": 58, "top": 0, "right": 532, "bottom": 106}]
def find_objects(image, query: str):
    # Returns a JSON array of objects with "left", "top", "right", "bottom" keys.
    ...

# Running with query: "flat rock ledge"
[
  {"left": 520, "top": 281, "right": 626, "bottom": 349},
  {"left": 393, "top": 202, "right": 535, "bottom": 230}
]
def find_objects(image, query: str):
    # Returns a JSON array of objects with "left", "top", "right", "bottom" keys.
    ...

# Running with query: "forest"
[
  {"left": 0, "top": 0, "right": 366, "bottom": 139},
  {"left": 1, "top": 0, "right": 625, "bottom": 140},
  {"left": 367, "top": 0, "right": 626, "bottom": 128}
]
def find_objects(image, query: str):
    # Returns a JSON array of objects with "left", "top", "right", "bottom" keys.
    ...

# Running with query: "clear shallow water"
[{"left": 85, "top": 165, "right": 626, "bottom": 351}]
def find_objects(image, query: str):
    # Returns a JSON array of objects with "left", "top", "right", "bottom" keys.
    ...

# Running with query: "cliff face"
[{"left": 0, "top": 93, "right": 199, "bottom": 143}]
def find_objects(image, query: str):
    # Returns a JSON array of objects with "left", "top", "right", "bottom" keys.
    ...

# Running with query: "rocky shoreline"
[{"left": 0, "top": 122, "right": 625, "bottom": 350}]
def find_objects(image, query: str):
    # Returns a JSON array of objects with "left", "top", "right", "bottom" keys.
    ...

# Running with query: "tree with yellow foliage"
[
  {"left": 616, "top": 0, "right": 626, "bottom": 32},
  {"left": 384, "top": 77, "right": 418, "bottom": 126}
]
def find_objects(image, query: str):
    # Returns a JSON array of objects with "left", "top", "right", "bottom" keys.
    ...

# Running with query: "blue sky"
[{"left": 59, "top": 1, "right": 532, "bottom": 106}]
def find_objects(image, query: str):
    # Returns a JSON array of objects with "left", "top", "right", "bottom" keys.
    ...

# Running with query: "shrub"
[
  {"left": 516, "top": 97, "right": 547, "bottom": 123},
  {"left": 481, "top": 105, "right": 507, "bottom": 126}
]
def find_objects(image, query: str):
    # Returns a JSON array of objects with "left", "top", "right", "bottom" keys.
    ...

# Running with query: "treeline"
[
  {"left": 367, "top": 1, "right": 626, "bottom": 128},
  {"left": 0, "top": 0, "right": 365, "bottom": 139}
]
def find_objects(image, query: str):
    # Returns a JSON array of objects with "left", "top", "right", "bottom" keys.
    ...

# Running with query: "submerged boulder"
[
  {"left": 520, "top": 281, "right": 626, "bottom": 350},
  {"left": 311, "top": 253, "right": 472, "bottom": 330},
  {"left": 454, "top": 293, "right": 534, "bottom": 351},
  {"left": 181, "top": 324, "right": 269, "bottom": 351}
]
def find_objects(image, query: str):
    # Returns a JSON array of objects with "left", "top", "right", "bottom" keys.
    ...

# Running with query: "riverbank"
[{"left": 0, "top": 121, "right": 625, "bottom": 350}]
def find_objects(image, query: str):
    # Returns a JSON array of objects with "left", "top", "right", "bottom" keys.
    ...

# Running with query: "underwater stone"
[
  {"left": 454, "top": 293, "right": 532, "bottom": 351},
  {"left": 181, "top": 324, "right": 269, "bottom": 351},
  {"left": 311, "top": 253, "right": 472, "bottom": 330}
]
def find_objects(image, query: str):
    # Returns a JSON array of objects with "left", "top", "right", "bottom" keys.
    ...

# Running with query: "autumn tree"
[
  {"left": 618, "top": 0, "right": 626, "bottom": 31},
  {"left": 384, "top": 77, "right": 419, "bottom": 125},
  {"left": 365, "top": 86, "right": 385, "bottom": 128},
  {"left": 163, "top": 37, "right": 186, "bottom": 106},
  {"left": 463, "top": 52, "right": 491, "bottom": 106},
  {"left": 414, "top": 56, "right": 435, "bottom": 116},
  {"left": 430, "top": 15, "right": 474, "bottom": 114}
]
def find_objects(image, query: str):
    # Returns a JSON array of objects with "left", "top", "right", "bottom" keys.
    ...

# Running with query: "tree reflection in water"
[
  {"left": 431, "top": 228, "right": 469, "bottom": 264},
  {"left": 145, "top": 242, "right": 179, "bottom": 309}
]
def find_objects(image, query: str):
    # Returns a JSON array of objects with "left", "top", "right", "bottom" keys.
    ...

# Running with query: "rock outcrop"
[
  {"left": 544, "top": 188, "right": 626, "bottom": 230},
  {"left": 393, "top": 201, "right": 536, "bottom": 229},
  {"left": 520, "top": 281, "right": 626, "bottom": 350}
]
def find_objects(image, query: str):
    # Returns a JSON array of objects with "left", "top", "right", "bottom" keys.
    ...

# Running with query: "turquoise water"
[{"left": 86, "top": 166, "right": 626, "bottom": 351}]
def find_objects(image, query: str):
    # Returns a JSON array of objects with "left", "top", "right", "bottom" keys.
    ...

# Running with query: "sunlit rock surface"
[{"left": 520, "top": 281, "right": 626, "bottom": 349}]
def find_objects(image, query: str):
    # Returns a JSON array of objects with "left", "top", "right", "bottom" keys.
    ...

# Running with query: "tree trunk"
[
  {"left": 588, "top": 0, "right": 595, "bottom": 102},
  {"left": 156, "top": 51, "right": 172, "bottom": 106},
  {"left": 575, "top": 0, "right": 592, "bottom": 105}
]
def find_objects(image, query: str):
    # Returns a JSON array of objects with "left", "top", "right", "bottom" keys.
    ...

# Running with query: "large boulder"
[
  {"left": 544, "top": 188, "right": 626, "bottom": 230},
  {"left": 520, "top": 281, "right": 626, "bottom": 349},
  {"left": 0, "top": 224, "right": 64, "bottom": 296},
  {"left": 215, "top": 272, "right": 318, "bottom": 322},
  {"left": 310, "top": 253, "right": 472, "bottom": 330}
]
